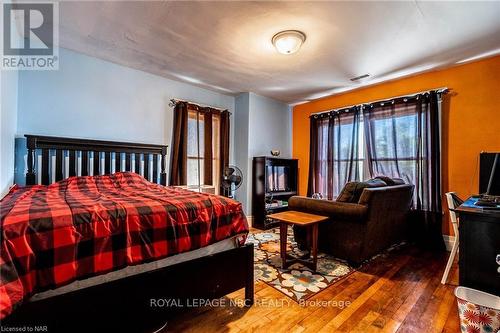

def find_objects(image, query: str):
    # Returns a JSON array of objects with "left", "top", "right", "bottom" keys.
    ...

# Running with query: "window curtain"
[
  {"left": 363, "top": 92, "right": 444, "bottom": 250},
  {"left": 219, "top": 110, "right": 230, "bottom": 194},
  {"left": 307, "top": 107, "right": 362, "bottom": 199},
  {"left": 170, "top": 102, "right": 230, "bottom": 191},
  {"left": 170, "top": 101, "right": 188, "bottom": 185},
  {"left": 203, "top": 111, "right": 213, "bottom": 185}
]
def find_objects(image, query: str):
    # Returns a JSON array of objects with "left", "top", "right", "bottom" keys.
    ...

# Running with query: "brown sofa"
[{"left": 289, "top": 180, "right": 414, "bottom": 265}]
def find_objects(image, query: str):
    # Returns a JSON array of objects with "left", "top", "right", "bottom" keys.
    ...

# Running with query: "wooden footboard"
[{"left": 3, "top": 244, "right": 254, "bottom": 332}]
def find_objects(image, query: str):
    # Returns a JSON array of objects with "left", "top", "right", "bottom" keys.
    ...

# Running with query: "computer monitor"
[{"left": 480, "top": 153, "right": 500, "bottom": 196}]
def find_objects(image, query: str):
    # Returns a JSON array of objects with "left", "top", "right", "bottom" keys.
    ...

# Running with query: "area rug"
[{"left": 246, "top": 228, "right": 355, "bottom": 302}]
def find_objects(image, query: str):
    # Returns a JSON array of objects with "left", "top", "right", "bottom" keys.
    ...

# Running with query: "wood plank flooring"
[{"left": 160, "top": 245, "right": 460, "bottom": 333}]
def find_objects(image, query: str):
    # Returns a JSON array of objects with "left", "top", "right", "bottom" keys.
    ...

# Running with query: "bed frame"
[
  {"left": 4, "top": 135, "right": 254, "bottom": 332},
  {"left": 25, "top": 134, "right": 169, "bottom": 185}
]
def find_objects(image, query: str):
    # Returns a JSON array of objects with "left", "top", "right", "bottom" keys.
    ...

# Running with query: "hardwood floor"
[{"left": 160, "top": 245, "right": 460, "bottom": 333}]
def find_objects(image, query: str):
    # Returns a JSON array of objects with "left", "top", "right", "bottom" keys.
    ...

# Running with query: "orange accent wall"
[{"left": 293, "top": 55, "right": 500, "bottom": 236}]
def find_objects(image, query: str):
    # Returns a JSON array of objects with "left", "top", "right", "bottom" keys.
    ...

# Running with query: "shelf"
[
  {"left": 266, "top": 191, "right": 297, "bottom": 197},
  {"left": 265, "top": 205, "right": 288, "bottom": 211},
  {"left": 252, "top": 156, "right": 298, "bottom": 230}
]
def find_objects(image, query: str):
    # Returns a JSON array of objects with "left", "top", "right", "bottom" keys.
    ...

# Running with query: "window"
[
  {"left": 312, "top": 110, "right": 365, "bottom": 199},
  {"left": 332, "top": 120, "right": 366, "bottom": 182},
  {"left": 186, "top": 109, "right": 220, "bottom": 193},
  {"left": 310, "top": 92, "right": 444, "bottom": 247},
  {"left": 311, "top": 97, "right": 437, "bottom": 201},
  {"left": 318, "top": 113, "right": 421, "bottom": 191},
  {"left": 365, "top": 106, "right": 421, "bottom": 185}
]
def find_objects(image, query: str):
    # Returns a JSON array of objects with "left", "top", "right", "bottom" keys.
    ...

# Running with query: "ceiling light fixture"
[{"left": 272, "top": 30, "right": 306, "bottom": 55}]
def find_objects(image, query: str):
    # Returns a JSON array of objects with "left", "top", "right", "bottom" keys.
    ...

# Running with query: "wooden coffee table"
[{"left": 267, "top": 210, "right": 329, "bottom": 272}]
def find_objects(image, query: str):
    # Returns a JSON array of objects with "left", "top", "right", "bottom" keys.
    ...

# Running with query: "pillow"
[
  {"left": 366, "top": 178, "right": 388, "bottom": 187},
  {"left": 374, "top": 176, "right": 405, "bottom": 186},
  {"left": 337, "top": 179, "right": 387, "bottom": 203},
  {"left": 336, "top": 182, "right": 358, "bottom": 203},
  {"left": 391, "top": 178, "right": 405, "bottom": 185}
]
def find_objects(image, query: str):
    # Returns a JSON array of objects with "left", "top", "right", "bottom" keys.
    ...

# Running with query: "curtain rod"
[
  {"left": 309, "top": 87, "right": 449, "bottom": 118},
  {"left": 169, "top": 98, "right": 230, "bottom": 114}
]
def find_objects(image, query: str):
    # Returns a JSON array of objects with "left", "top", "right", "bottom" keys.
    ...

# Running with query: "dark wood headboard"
[{"left": 25, "top": 135, "right": 168, "bottom": 186}]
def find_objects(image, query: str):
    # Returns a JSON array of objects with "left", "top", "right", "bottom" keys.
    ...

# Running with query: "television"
[
  {"left": 479, "top": 152, "right": 500, "bottom": 196},
  {"left": 266, "top": 164, "right": 291, "bottom": 192}
]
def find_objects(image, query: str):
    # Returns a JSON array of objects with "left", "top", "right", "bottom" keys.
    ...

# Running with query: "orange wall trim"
[{"left": 292, "top": 56, "right": 500, "bottom": 236}]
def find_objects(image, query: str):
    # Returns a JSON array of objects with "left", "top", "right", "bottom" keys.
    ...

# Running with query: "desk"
[{"left": 456, "top": 197, "right": 500, "bottom": 295}]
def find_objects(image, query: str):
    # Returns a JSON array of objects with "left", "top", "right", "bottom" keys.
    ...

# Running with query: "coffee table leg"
[
  {"left": 311, "top": 224, "right": 318, "bottom": 271},
  {"left": 280, "top": 223, "right": 288, "bottom": 269}
]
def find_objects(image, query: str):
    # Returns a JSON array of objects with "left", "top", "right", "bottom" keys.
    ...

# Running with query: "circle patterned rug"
[{"left": 246, "top": 228, "right": 355, "bottom": 302}]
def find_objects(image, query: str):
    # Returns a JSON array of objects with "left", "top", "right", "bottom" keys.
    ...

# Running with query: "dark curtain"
[
  {"left": 307, "top": 116, "right": 321, "bottom": 197},
  {"left": 363, "top": 92, "right": 444, "bottom": 250},
  {"left": 307, "top": 107, "right": 362, "bottom": 199},
  {"left": 203, "top": 111, "right": 213, "bottom": 185},
  {"left": 170, "top": 102, "right": 188, "bottom": 185},
  {"left": 219, "top": 110, "right": 230, "bottom": 193},
  {"left": 334, "top": 108, "right": 362, "bottom": 196}
]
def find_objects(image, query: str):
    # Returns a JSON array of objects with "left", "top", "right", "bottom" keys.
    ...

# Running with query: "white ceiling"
[{"left": 59, "top": 1, "right": 500, "bottom": 104}]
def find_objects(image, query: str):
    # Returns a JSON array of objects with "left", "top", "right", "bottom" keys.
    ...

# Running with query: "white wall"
[
  {"left": 14, "top": 48, "right": 292, "bottom": 215},
  {"left": 234, "top": 93, "right": 251, "bottom": 212},
  {"left": 248, "top": 93, "right": 292, "bottom": 158},
  {"left": 0, "top": 70, "right": 19, "bottom": 197},
  {"left": 234, "top": 92, "right": 292, "bottom": 214},
  {"left": 17, "top": 48, "right": 236, "bottom": 179}
]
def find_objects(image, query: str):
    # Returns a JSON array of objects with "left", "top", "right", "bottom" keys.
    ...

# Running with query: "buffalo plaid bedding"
[{"left": 0, "top": 172, "right": 248, "bottom": 319}]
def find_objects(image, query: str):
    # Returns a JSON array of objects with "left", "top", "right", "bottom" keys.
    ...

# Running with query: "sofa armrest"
[{"left": 288, "top": 196, "right": 368, "bottom": 222}]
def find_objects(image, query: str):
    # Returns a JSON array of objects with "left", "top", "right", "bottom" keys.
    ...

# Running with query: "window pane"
[
  {"left": 358, "top": 121, "right": 365, "bottom": 159},
  {"left": 336, "top": 123, "right": 353, "bottom": 159},
  {"left": 199, "top": 113, "right": 205, "bottom": 157},
  {"left": 199, "top": 158, "right": 204, "bottom": 185},
  {"left": 186, "top": 110, "right": 221, "bottom": 192},
  {"left": 187, "top": 115, "right": 199, "bottom": 157},
  {"left": 395, "top": 115, "right": 416, "bottom": 158},
  {"left": 187, "top": 111, "right": 205, "bottom": 157},
  {"left": 373, "top": 118, "right": 391, "bottom": 158},
  {"left": 187, "top": 158, "right": 204, "bottom": 186},
  {"left": 398, "top": 160, "right": 416, "bottom": 185},
  {"left": 213, "top": 115, "right": 220, "bottom": 159},
  {"left": 372, "top": 114, "right": 417, "bottom": 159},
  {"left": 213, "top": 158, "right": 220, "bottom": 194},
  {"left": 187, "top": 158, "right": 199, "bottom": 186}
]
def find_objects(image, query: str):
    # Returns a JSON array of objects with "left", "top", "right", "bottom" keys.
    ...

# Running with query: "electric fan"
[{"left": 221, "top": 165, "right": 243, "bottom": 198}]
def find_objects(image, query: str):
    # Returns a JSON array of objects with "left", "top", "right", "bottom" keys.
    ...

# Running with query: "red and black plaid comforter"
[{"left": 0, "top": 172, "right": 248, "bottom": 318}]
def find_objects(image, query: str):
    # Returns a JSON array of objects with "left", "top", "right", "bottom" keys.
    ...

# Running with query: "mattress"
[
  {"left": 1, "top": 172, "right": 249, "bottom": 318},
  {"left": 30, "top": 234, "right": 243, "bottom": 301}
]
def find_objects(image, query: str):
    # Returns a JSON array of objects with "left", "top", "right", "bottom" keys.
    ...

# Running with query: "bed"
[{"left": 1, "top": 135, "right": 253, "bottom": 332}]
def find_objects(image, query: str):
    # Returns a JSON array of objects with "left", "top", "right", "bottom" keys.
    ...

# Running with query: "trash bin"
[{"left": 455, "top": 286, "right": 500, "bottom": 333}]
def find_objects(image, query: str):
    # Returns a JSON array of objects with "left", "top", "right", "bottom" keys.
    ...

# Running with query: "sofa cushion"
[
  {"left": 374, "top": 176, "right": 405, "bottom": 186},
  {"left": 337, "top": 179, "right": 387, "bottom": 203},
  {"left": 288, "top": 196, "right": 368, "bottom": 221}
]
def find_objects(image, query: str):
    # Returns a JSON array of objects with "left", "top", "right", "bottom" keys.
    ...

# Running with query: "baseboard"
[{"left": 442, "top": 235, "right": 456, "bottom": 251}]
